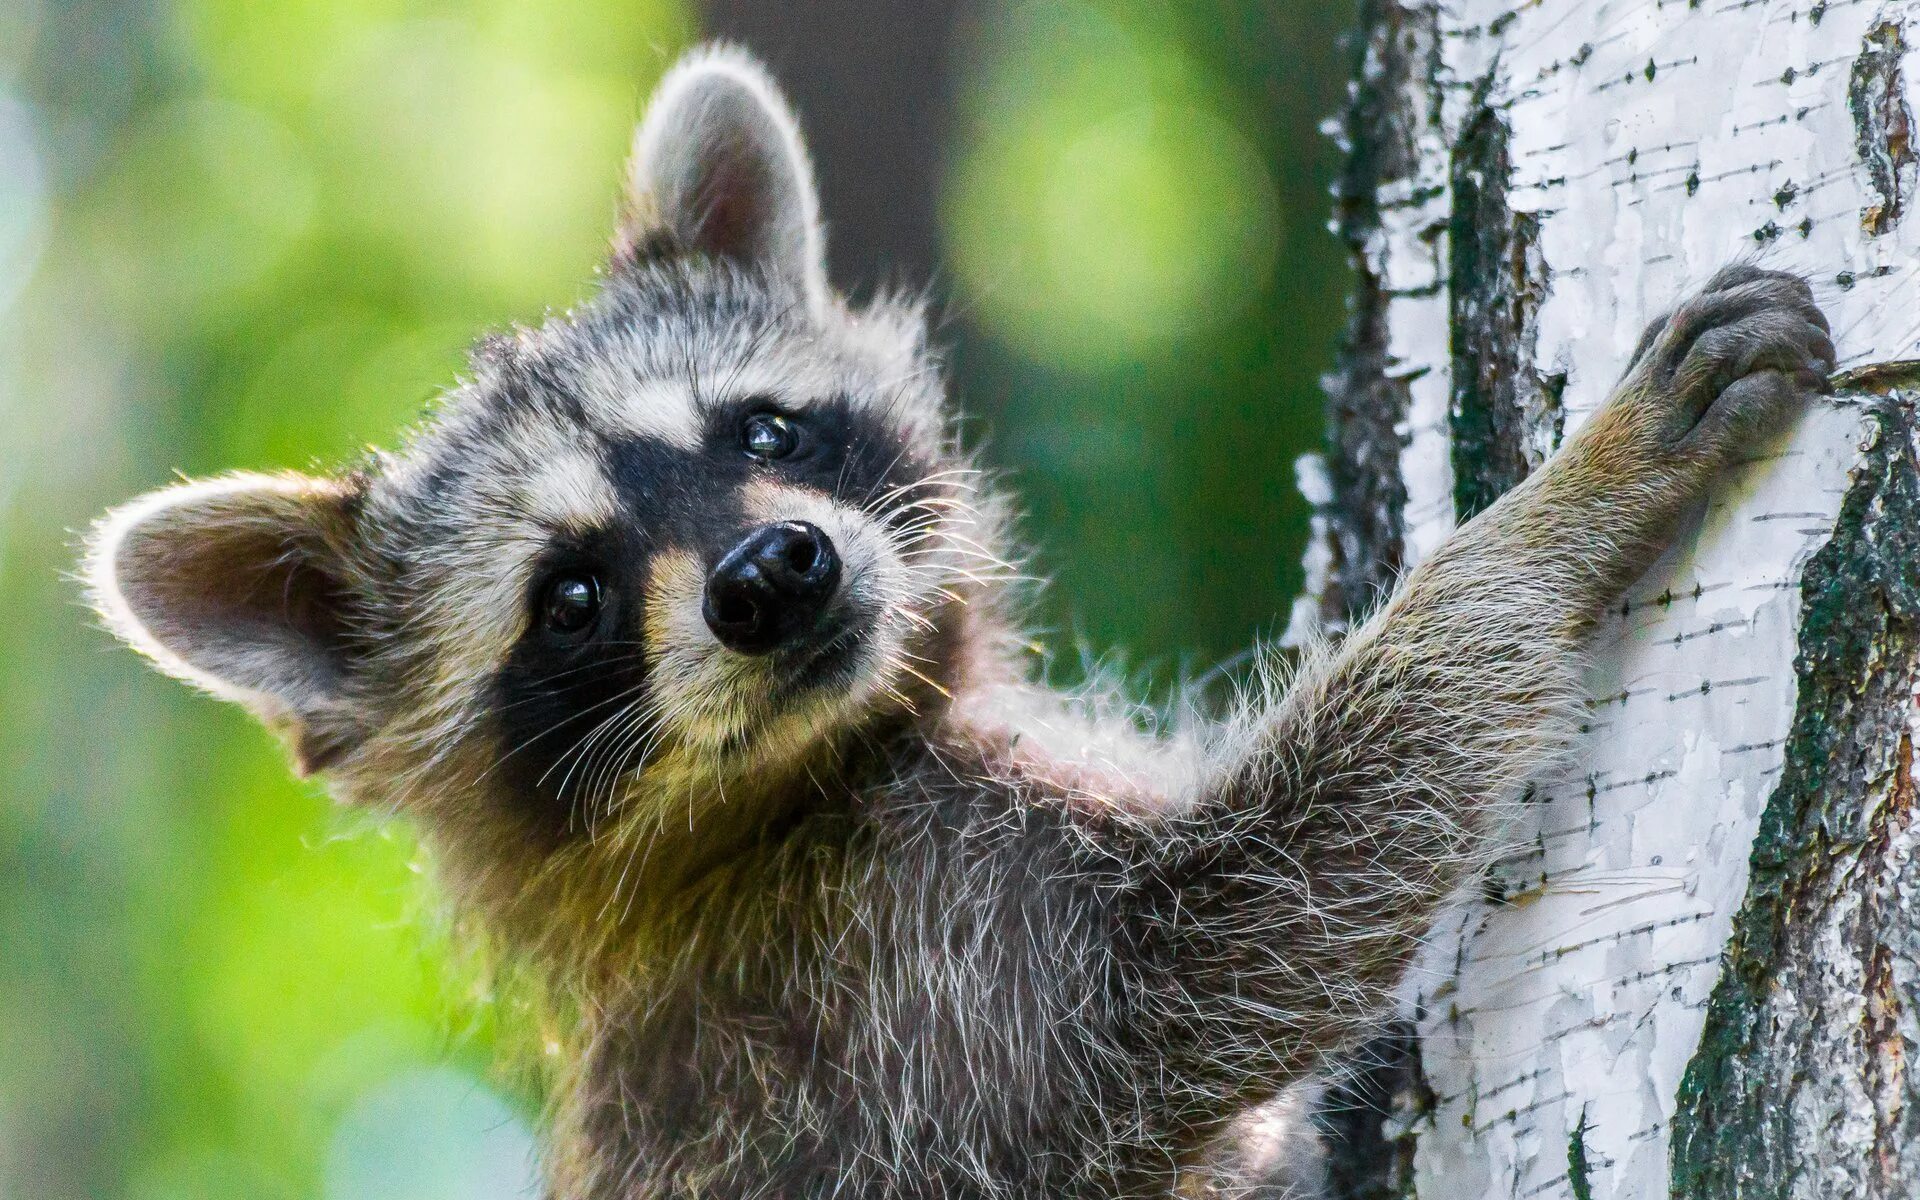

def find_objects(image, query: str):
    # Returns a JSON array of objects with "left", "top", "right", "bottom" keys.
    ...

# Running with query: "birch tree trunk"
[{"left": 1306, "top": 2, "right": 1920, "bottom": 1197}]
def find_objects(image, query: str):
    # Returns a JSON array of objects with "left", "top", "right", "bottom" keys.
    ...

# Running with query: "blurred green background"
[{"left": 0, "top": 1, "right": 1348, "bottom": 1196}]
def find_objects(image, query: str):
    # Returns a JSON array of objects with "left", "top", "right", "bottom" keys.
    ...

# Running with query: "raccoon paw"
[{"left": 1622, "top": 266, "right": 1834, "bottom": 459}]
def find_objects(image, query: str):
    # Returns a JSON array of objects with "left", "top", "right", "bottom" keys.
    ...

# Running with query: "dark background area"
[{"left": 0, "top": 0, "right": 1351, "bottom": 1194}]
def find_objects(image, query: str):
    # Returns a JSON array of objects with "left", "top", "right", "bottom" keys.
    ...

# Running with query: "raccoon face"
[
  {"left": 84, "top": 49, "right": 1002, "bottom": 870},
  {"left": 370, "top": 259, "right": 977, "bottom": 844}
]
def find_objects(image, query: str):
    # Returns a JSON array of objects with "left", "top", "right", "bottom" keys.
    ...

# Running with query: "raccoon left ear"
[
  {"left": 618, "top": 45, "right": 828, "bottom": 312},
  {"left": 83, "top": 473, "right": 370, "bottom": 777}
]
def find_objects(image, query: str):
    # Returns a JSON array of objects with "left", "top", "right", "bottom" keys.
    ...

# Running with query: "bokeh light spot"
[
  {"left": 944, "top": 1, "right": 1281, "bottom": 369},
  {"left": 87, "top": 98, "right": 317, "bottom": 322},
  {"left": 324, "top": 1067, "right": 540, "bottom": 1200}
]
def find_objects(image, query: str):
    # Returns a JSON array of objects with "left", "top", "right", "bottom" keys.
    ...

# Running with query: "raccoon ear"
[
  {"left": 618, "top": 45, "right": 828, "bottom": 311},
  {"left": 84, "top": 473, "right": 369, "bottom": 777}
]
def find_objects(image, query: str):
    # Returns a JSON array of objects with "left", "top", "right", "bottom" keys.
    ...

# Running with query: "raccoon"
[{"left": 83, "top": 45, "right": 1834, "bottom": 1200}]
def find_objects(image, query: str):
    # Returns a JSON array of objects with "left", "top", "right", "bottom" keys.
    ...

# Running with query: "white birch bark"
[{"left": 1312, "top": 2, "right": 1920, "bottom": 1197}]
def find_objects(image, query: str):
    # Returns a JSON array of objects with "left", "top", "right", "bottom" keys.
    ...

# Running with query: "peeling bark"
[{"left": 1316, "top": 1, "right": 1920, "bottom": 1196}]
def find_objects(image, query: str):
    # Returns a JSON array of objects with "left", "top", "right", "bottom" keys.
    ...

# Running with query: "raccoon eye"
[
  {"left": 541, "top": 572, "right": 602, "bottom": 636},
  {"left": 741, "top": 413, "right": 799, "bottom": 460}
]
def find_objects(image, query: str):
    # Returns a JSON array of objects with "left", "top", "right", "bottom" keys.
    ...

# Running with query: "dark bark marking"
[
  {"left": 1316, "top": 0, "right": 1438, "bottom": 629},
  {"left": 1447, "top": 82, "right": 1557, "bottom": 523},
  {"left": 1850, "top": 18, "right": 1914, "bottom": 235},
  {"left": 1671, "top": 396, "right": 1920, "bottom": 1198},
  {"left": 1864, "top": 730, "right": 1908, "bottom": 1194},
  {"left": 1317, "top": 1019, "right": 1427, "bottom": 1200}
]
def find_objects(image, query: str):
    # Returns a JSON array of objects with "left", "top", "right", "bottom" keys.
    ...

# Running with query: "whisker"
[
  {"left": 893, "top": 660, "right": 952, "bottom": 700},
  {"left": 475, "top": 674, "right": 657, "bottom": 786}
]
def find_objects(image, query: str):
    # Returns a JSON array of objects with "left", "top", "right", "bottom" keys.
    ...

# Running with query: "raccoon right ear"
[
  {"left": 84, "top": 473, "right": 370, "bottom": 777},
  {"left": 617, "top": 45, "right": 828, "bottom": 312}
]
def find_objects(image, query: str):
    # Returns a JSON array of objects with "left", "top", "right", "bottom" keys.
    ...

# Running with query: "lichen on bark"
[
  {"left": 1850, "top": 18, "right": 1914, "bottom": 236},
  {"left": 1671, "top": 393, "right": 1920, "bottom": 1198},
  {"left": 1566, "top": 1108, "right": 1594, "bottom": 1200}
]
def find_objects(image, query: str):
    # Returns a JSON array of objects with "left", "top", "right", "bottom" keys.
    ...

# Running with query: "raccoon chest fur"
[{"left": 555, "top": 750, "right": 1164, "bottom": 1198}]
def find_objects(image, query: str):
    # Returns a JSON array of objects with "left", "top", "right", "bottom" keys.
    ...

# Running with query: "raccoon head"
[{"left": 84, "top": 47, "right": 1010, "bottom": 942}]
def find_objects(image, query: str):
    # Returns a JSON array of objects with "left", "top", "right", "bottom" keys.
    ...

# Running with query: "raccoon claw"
[{"left": 1624, "top": 267, "right": 1831, "bottom": 380}]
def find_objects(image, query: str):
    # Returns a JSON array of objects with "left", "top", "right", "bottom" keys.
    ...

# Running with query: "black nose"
[{"left": 703, "top": 522, "right": 843, "bottom": 655}]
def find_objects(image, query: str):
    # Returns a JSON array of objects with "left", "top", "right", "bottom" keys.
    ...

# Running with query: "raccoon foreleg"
[{"left": 1117, "top": 266, "right": 1832, "bottom": 1137}]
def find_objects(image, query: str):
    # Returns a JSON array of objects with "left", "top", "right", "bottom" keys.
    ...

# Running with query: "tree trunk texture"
[{"left": 1309, "top": 1, "right": 1920, "bottom": 1198}]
